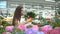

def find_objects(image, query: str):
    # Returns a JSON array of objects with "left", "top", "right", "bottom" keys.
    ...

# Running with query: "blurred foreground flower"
[
  {"left": 2, "top": 32, "right": 6, "bottom": 34},
  {"left": 5, "top": 26, "right": 14, "bottom": 32},
  {"left": 17, "top": 24, "right": 26, "bottom": 30},
  {"left": 2, "top": 32, "right": 11, "bottom": 34},
  {"left": 42, "top": 25, "right": 53, "bottom": 31},
  {"left": 50, "top": 27, "right": 60, "bottom": 34},
  {"left": 32, "top": 25, "right": 38, "bottom": 30},
  {"left": 37, "top": 31, "right": 44, "bottom": 34}
]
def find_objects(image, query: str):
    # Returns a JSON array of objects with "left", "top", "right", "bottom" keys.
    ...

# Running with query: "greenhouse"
[{"left": 0, "top": 0, "right": 60, "bottom": 34}]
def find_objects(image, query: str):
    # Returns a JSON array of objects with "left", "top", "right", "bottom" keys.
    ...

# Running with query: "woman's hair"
[{"left": 12, "top": 6, "right": 23, "bottom": 25}]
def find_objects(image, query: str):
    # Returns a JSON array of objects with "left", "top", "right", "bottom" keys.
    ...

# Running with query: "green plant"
[
  {"left": 27, "top": 25, "right": 32, "bottom": 28},
  {"left": 0, "top": 19, "right": 2, "bottom": 25},
  {"left": 57, "top": 11, "right": 60, "bottom": 15},
  {"left": 0, "top": 16, "right": 4, "bottom": 19},
  {"left": 12, "top": 26, "right": 24, "bottom": 34},
  {"left": 0, "top": 28, "right": 5, "bottom": 34},
  {"left": 0, "top": 16, "right": 11, "bottom": 26},
  {"left": 38, "top": 16, "right": 43, "bottom": 20},
  {"left": 1, "top": 20, "right": 11, "bottom": 26},
  {"left": 0, "top": 25, "right": 5, "bottom": 34},
  {"left": 0, "top": 16, "right": 12, "bottom": 34},
  {"left": 0, "top": 16, "right": 5, "bottom": 33},
  {"left": 51, "top": 22, "right": 60, "bottom": 28},
  {"left": 24, "top": 12, "right": 36, "bottom": 19},
  {"left": 49, "top": 10, "right": 60, "bottom": 28},
  {"left": 0, "top": 16, "right": 4, "bottom": 25}
]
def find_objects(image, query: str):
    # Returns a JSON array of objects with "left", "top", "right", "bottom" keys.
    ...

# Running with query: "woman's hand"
[{"left": 25, "top": 18, "right": 32, "bottom": 24}]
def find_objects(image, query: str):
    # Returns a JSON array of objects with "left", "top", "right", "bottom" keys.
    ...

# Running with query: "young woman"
[
  {"left": 12, "top": 6, "right": 23, "bottom": 26},
  {"left": 12, "top": 6, "right": 32, "bottom": 26}
]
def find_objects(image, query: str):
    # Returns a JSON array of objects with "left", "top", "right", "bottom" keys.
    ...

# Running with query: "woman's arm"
[{"left": 24, "top": 18, "right": 32, "bottom": 24}]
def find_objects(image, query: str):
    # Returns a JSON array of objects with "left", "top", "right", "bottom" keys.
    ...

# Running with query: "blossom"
[
  {"left": 17, "top": 24, "right": 26, "bottom": 30},
  {"left": 2, "top": 32, "right": 6, "bottom": 34},
  {"left": 32, "top": 25, "right": 38, "bottom": 30},
  {"left": 54, "top": 27, "right": 60, "bottom": 30},
  {"left": 49, "top": 27, "right": 60, "bottom": 34},
  {"left": 25, "top": 28, "right": 37, "bottom": 34},
  {"left": 50, "top": 29, "right": 60, "bottom": 34},
  {"left": 5, "top": 26, "right": 14, "bottom": 32},
  {"left": 2, "top": 32, "right": 11, "bottom": 34},
  {"left": 37, "top": 31, "right": 44, "bottom": 34},
  {"left": 42, "top": 25, "right": 53, "bottom": 31},
  {"left": 25, "top": 28, "right": 32, "bottom": 34}
]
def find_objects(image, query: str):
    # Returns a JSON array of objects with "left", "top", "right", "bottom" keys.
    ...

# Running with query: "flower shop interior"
[{"left": 0, "top": 0, "right": 60, "bottom": 34}]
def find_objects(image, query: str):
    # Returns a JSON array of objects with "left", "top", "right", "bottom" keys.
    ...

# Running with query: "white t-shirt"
[{"left": 20, "top": 16, "right": 25, "bottom": 24}]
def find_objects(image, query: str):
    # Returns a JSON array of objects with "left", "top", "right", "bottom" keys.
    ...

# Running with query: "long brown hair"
[{"left": 12, "top": 6, "right": 23, "bottom": 26}]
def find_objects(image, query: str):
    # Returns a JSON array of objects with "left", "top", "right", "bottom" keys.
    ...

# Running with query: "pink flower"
[
  {"left": 54, "top": 27, "right": 60, "bottom": 30},
  {"left": 50, "top": 29, "right": 60, "bottom": 34},
  {"left": 42, "top": 25, "right": 53, "bottom": 31},
  {"left": 5, "top": 26, "right": 14, "bottom": 32},
  {"left": 49, "top": 27, "right": 60, "bottom": 34},
  {"left": 32, "top": 25, "right": 38, "bottom": 30},
  {"left": 17, "top": 24, "right": 26, "bottom": 30},
  {"left": 2, "top": 32, "right": 6, "bottom": 34}
]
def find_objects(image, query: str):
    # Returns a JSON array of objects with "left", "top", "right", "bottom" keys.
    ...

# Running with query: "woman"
[
  {"left": 12, "top": 6, "right": 23, "bottom": 26},
  {"left": 12, "top": 6, "right": 32, "bottom": 26}
]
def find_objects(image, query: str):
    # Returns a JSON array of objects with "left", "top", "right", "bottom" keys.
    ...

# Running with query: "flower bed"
[{"left": 1, "top": 24, "right": 60, "bottom": 34}]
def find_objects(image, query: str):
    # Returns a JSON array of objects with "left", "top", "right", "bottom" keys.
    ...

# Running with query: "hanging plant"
[{"left": 24, "top": 12, "right": 36, "bottom": 19}]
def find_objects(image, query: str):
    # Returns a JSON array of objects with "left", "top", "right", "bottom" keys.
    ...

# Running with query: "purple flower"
[
  {"left": 25, "top": 28, "right": 37, "bottom": 34},
  {"left": 25, "top": 28, "right": 33, "bottom": 34},
  {"left": 37, "top": 31, "right": 44, "bottom": 34}
]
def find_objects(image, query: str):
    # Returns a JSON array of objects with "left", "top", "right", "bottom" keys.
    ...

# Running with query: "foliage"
[
  {"left": 0, "top": 25, "right": 5, "bottom": 34},
  {"left": 0, "top": 16, "right": 11, "bottom": 26},
  {"left": 0, "top": 16, "right": 11, "bottom": 34},
  {"left": 0, "top": 28, "right": 5, "bottom": 34},
  {"left": 51, "top": 22, "right": 60, "bottom": 28},
  {"left": 11, "top": 26, "right": 24, "bottom": 34},
  {"left": 1, "top": 20, "right": 11, "bottom": 26},
  {"left": 50, "top": 10, "right": 60, "bottom": 28},
  {"left": 58, "top": 11, "right": 60, "bottom": 14},
  {"left": 0, "top": 16, "right": 4, "bottom": 19},
  {"left": 24, "top": 12, "right": 36, "bottom": 19},
  {"left": 38, "top": 16, "right": 43, "bottom": 20},
  {"left": 0, "top": 16, "right": 4, "bottom": 25},
  {"left": 27, "top": 25, "right": 32, "bottom": 28}
]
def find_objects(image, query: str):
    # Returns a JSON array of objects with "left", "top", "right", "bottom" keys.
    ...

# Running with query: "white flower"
[
  {"left": 6, "top": 32, "right": 11, "bottom": 34},
  {"left": 0, "top": 25, "right": 3, "bottom": 28}
]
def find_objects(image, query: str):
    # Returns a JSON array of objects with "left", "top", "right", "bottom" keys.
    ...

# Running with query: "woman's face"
[{"left": 21, "top": 8, "right": 24, "bottom": 15}]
